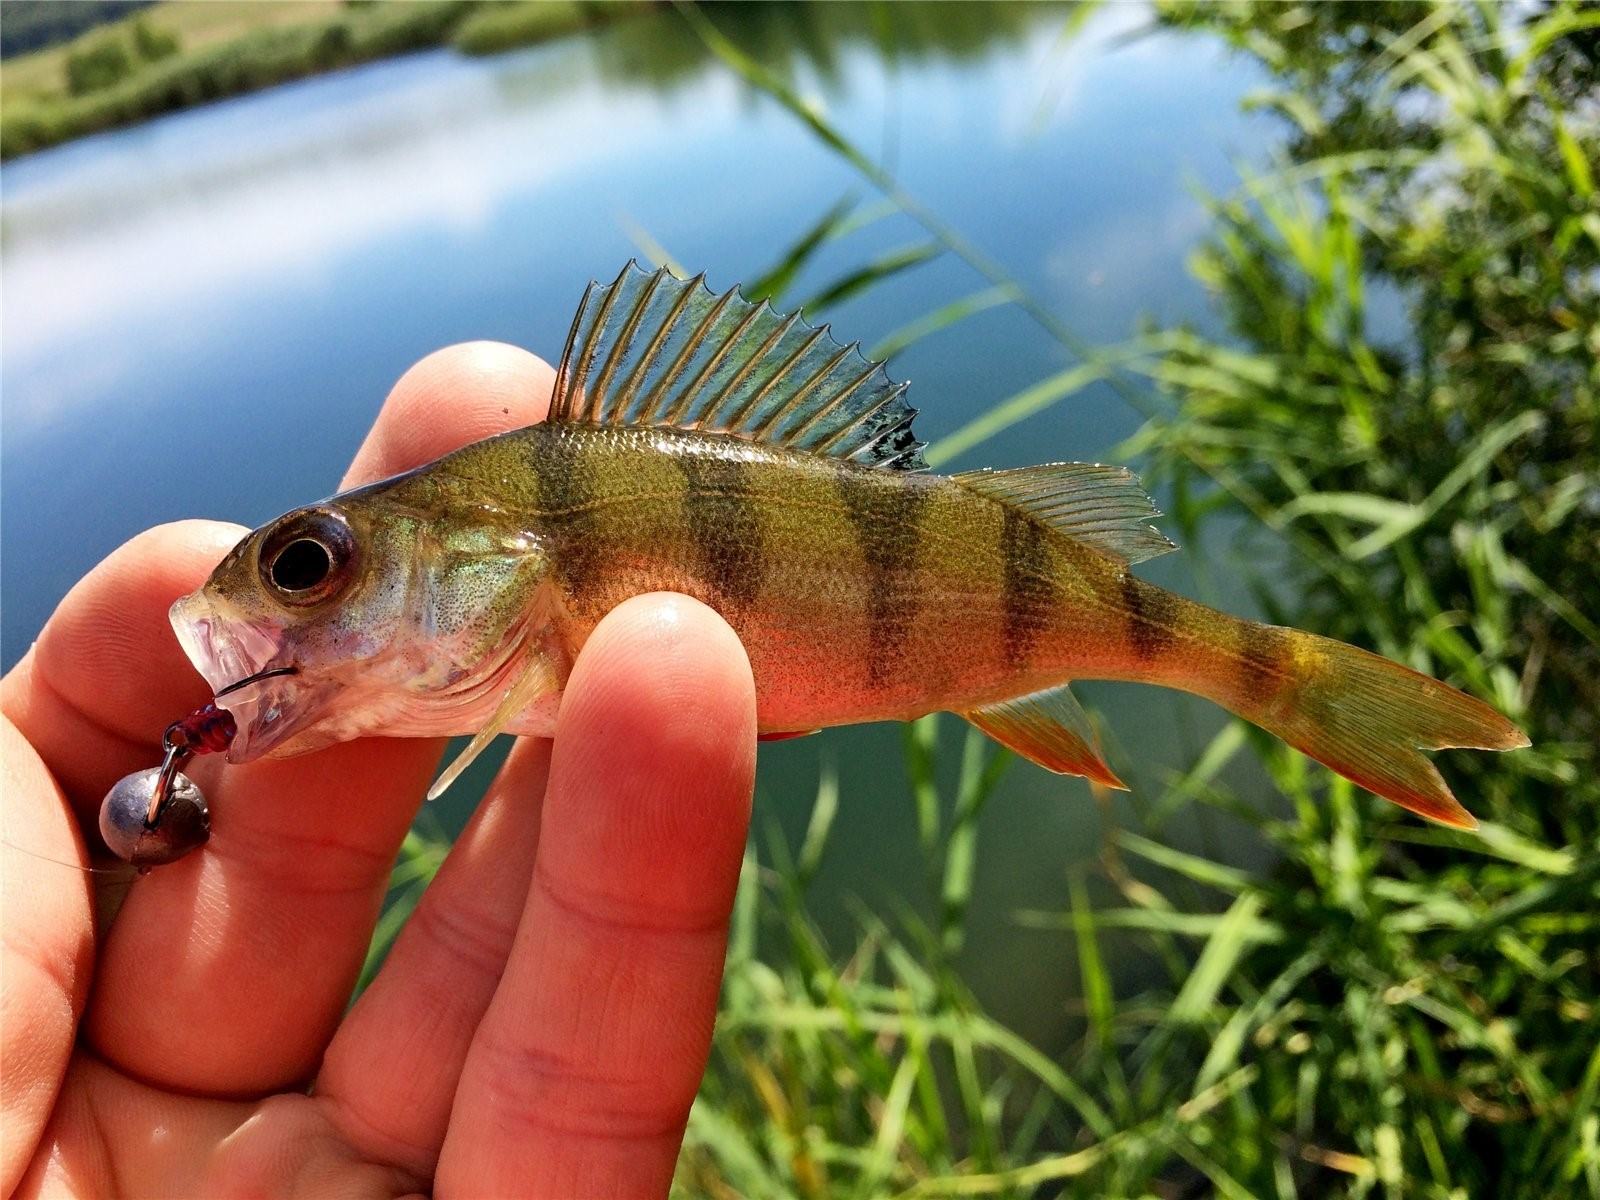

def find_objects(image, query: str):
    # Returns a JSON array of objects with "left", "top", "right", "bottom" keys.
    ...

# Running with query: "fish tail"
[{"left": 1188, "top": 614, "right": 1528, "bottom": 828}]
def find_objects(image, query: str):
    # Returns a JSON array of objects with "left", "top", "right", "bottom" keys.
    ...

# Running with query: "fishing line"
[{"left": 1, "top": 836, "right": 128, "bottom": 876}]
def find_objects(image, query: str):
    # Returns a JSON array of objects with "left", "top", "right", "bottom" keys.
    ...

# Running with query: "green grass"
[{"left": 350, "top": 2, "right": 1599, "bottom": 1194}]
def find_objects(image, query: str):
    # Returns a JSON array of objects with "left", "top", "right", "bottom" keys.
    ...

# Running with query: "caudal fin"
[{"left": 1225, "top": 629, "right": 1528, "bottom": 828}]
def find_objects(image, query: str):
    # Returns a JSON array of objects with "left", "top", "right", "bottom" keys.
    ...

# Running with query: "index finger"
[{"left": 344, "top": 341, "right": 553, "bottom": 488}]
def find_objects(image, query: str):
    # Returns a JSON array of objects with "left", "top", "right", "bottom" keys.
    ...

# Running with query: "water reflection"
[
  {"left": 575, "top": 0, "right": 1056, "bottom": 95},
  {"left": 3, "top": 4, "right": 1068, "bottom": 407}
]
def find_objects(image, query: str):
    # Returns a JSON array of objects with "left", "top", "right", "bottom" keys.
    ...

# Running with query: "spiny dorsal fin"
[
  {"left": 953, "top": 463, "right": 1176, "bottom": 564},
  {"left": 550, "top": 261, "right": 927, "bottom": 471},
  {"left": 963, "top": 683, "right": 1126, "bottom": 788}
]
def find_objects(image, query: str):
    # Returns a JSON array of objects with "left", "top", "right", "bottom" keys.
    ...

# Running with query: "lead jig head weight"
[{"left": 98, "top": 703, "right": 234, "bottom": 869}]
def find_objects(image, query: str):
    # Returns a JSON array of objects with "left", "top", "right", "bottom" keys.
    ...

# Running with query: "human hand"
[{"left": 1, "top": 344, "right": 757, "bottom": 1197}]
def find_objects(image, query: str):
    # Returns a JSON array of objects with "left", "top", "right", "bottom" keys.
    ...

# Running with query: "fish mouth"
[{"left": 169, "top": 591, "right": 323, "bottom": 762}]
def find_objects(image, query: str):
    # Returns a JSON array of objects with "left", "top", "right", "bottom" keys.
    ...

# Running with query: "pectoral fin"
[
  {"left": 427, "top": 653, "right": 563, "bottom": 801},
  {"left": 963, "top": 684, "right": 1125, "bottom": 788}
]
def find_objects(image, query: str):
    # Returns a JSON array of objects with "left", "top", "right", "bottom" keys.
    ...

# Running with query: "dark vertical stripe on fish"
[
  {"left": 836, "top": 467, "right": 929, "bottom": 687},
  {"left": 1000, "top": 507, "right": 1058, "bottom": 669},
  {"left": 1236, "top": 622, "right": 1288, "bottom": 702},
  {"left": 675, "top": 443, "right": 764, "bottom": 609},
  {"left": 1123, "top": 574, "right": 1178, "bottom": 662},
  {"left": 537, "top": 427, "right": 603, "bottom": 598}
]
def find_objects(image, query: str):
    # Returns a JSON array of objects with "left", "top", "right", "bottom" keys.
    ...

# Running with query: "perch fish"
[{"left": 171, "top": 263, "right": 1528, "bottom": 826}]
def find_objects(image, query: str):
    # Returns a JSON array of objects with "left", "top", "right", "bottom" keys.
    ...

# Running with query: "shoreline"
[{"left": 1, "top": 0, "right": 649, "bottom": 161}]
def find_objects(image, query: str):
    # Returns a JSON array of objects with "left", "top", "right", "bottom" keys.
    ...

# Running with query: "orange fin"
[
  {"left": 1229, "top": 628, "right": 1529, "bottom": 829},
  {"left": 963, "top": 684, "right": 1125, "bottom": 788},
  {"left": 759, "top": 729, "right": 820, "bottom": 742}
]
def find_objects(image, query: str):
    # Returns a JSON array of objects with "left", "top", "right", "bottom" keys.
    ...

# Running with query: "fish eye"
[
  {"left": 259, "top": 510, "right": 357, "bottom": 606},
  {"left": 270, "top": 539, "right": 331, "bottom": 591}
]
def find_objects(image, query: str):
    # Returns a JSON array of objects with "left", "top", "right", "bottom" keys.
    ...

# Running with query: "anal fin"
[{"left": 963, "top": 684, "right": 1125, "bottom": 789}]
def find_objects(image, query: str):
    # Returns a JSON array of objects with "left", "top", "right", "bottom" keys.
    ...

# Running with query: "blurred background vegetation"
[
  {"left": 5, "top": 0, "right": 1597, "bottom": 1195},
  {"left": 1, "top": 0, "right": 656, "bottom": 157},
  {"left": 659, "top": 4, "right": 1599, "bottom": 1196}
]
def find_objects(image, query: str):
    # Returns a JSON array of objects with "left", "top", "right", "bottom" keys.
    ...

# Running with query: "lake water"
[{"left": 1, "top": 3, "right": 1279, "bottom": 1048}]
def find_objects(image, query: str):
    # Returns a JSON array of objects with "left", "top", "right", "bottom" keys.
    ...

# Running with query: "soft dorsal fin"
[
  {"left": 963, "top": 683, "right": 1126, "bottom": 788},
  {"left": 953, "top": 463, "right": 1176, "bottom": 564},
  {"left": 550, "top": 261, "right": 927, "bottom": 471}
]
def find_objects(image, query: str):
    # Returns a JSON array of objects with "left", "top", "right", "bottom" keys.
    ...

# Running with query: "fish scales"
[
  {"left": 482, "top": 424, "right": 1084, "bottom": 729},
  {"left": 170, "top": 262, "right": 1527, "bottom": 828},
  {"left": 434, "top": 420, "right": 1286, "bottom": 732}
]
